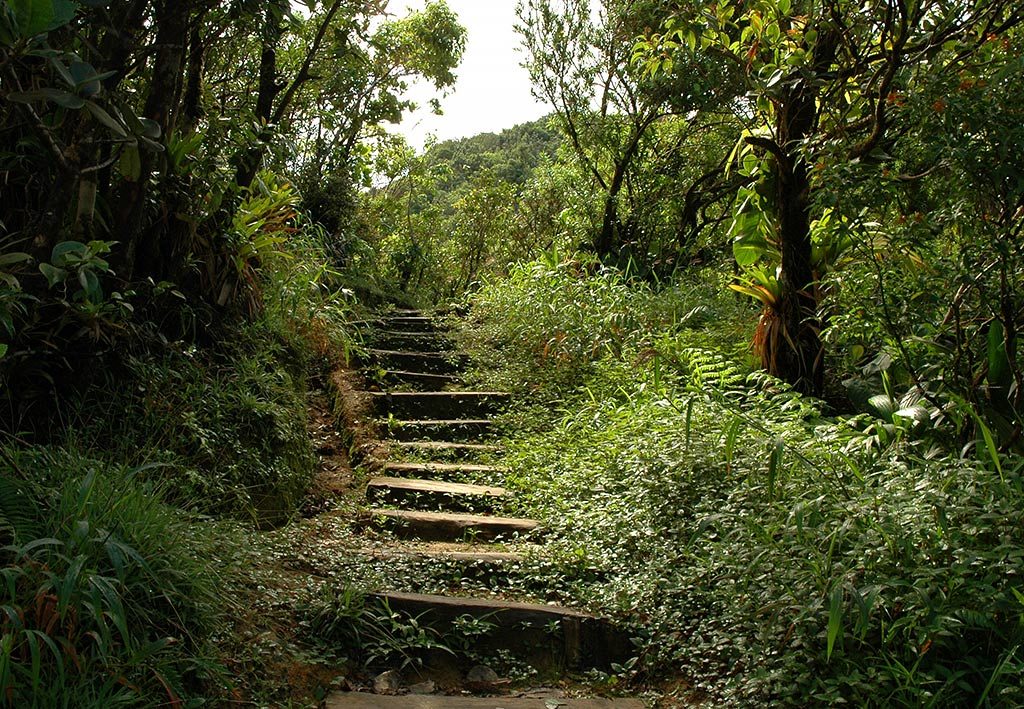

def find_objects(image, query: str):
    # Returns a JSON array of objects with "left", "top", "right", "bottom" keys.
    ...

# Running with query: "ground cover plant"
[{"left": 456, "top": 259, "right": 1024, "bottom": 706}]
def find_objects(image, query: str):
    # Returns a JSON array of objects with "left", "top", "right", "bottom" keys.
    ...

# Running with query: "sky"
[{"left": 387, "top": 1, "right": 550, "bottom": 148}]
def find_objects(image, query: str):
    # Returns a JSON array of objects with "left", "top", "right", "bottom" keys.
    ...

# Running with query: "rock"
[
  {"left": 373, "top": 670, "right": 402, "bottom": 695},
  {"left": 465, "top": 665, "right": 499, "bottom": 685},
  {"left": 407, "top": 680, "right": 436, "bottom": 695}
]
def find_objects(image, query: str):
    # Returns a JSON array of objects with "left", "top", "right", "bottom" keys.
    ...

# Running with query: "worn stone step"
[
  {"left": 383, "top": 461, "right": 505, "bottom": 482},
  {"left": 379, "top": 316, "right": 437, "bottom": 333},
  {"left": 369, "top": 391, "right": 510, "bottom": 419},
  {"left": 369, "top": 509, "right": 540, "bottom": 542},
  {"left": 365, "top": 592, "right": 633, "bottom": 672},
  {"left": 354, "top": 545, "right": 525, "bottom": 564},
  {"left": 368, "top": 349, "right": 466, "bottom": 374},
  {"left": 326, "top": 694, "right": 645, "bottom": 708},
  {"left": 368, "top": 369, "right": 462, "bottom": 391},
  {"left": 383, "top": 419, "right": 493, "bottom": 442},
  {"left": 392, "top": 441, "right": 501, "bottom": 460},
  {"left": 368, "top": 330, "right": 454, "bottom": 352},
  {"left": 366, "top": 476, "right": 508, "bottom": 511}
]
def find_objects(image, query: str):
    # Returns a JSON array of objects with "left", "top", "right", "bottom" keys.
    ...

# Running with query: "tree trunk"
[
  {"left": 235, "top": 3, "right": 285, "bottom": 189},
  {"left": 118, "top": 0, "right": 190, "bottom": 282},
  {"left": 762, "top": 29, "right": 837, "bottom": 396}
]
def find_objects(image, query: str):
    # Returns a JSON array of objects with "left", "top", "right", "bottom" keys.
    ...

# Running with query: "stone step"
[
  {"left": 392, "top": 441, "right": 501, "bottom": 460},
  {"left": 383, "top": 461, "right": 505, "bottom": 482},
  {"left": 326, "top": 694, "right": 645, "bottom": 708},
  {"left": 369, "top": 391, "right": 510, "bottom": 419},
  {"left": 353, "top": 545, "right": 525, "bottom": 564},
  {"left": 368, "top": 349, "right": 467, "bottom": 374},
  {"left": 369, "top": 509, "right": 540, "bottom": 542},
  {"left": 367, "top": 330, "right": 454, "bottom": 352},
  {"left": 369, "top": 369, "right": 462, "bottom": 391},
  {"left": 366, "top": 476, "right": 508, "bottom": 511},
  {"left": 383, "top": 419, "right": 493, "bottom": 442},
  {"left": 366, "top": 592, "right": 633, "bottom": 671},
  {"left": 379, "top": 316, "right": 437, "bottom": 333}
]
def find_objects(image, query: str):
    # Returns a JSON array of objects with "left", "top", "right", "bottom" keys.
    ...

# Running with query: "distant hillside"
[{"left": 425, "top": 115, "right": 563, "bottom": 189}]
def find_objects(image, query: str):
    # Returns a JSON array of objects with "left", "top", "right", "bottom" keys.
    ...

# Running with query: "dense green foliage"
[
  {"left": 0, "top": 450, "right": 223, "bottom": 706},
  {"left": 456, "top": 262, "right": 1024, "bottom": 706},
  {"left": 0, "top": 0, "right": 461, "bottom": 701},
  {"left": 357, "top": 118, "right": 568, "bottom": 301},
  {"left": 2, "top": 0, "right": 1023, "bottom": 704}
]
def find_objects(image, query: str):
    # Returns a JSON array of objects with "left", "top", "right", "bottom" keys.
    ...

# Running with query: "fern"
[{"left": 0, "top": 475, "right": 40, "bottom": 547}]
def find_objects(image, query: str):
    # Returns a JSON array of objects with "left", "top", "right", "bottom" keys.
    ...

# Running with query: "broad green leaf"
[
  {"left": 827, "top": 586, "right": 843, "bottom": 660},
  {"left": 78, "top": 268, "right": 101, "bottom": 301},
  {"left": 119, "top": 144, "right": 141, "bottom": 181},
  {"left": 0, "top": 344, "right": 7, "bottom": 359},
  {"left": 51, "top": 240, "right": 87, "bottom": 265},
  {"left": 0, "top": 252, "right": 30, "bottom": 267},
  {"left": 38, "top": 262, "right": 66, "bottom": 287},
  {"left": 733, "top": 231, "right": 772, "bottom": 267},
  {"left": 987, "top": 320, "right": 1011, "bottom": 388},
  {"left": 137, "top": 117, "right": 161, "bottom": 139},
  {"left": 70, "top": 59, "right": 104, "bottom": 96},
  {"left": 48, "top": 0, "right": 76, "bottom": 30},
  {"left": 867, "top": 394, "right": 896, "bottom": 420},
  {"left": 893, "top": 405, "right": 929, "bottom": 424},
  {"left": 84, "top": 100, "right": 126, "bottom": 137},
  {"left": 7, "top": 88, "right": 84, "bottom": 109},
  {"left": 9, "top": 0, "right": 54, "bottom": 37},
  {"left": 767, "top": 437, "right": 783, "bottom": 500}
]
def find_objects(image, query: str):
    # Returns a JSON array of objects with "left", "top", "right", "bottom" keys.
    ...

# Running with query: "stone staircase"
[{"left": 326, "top": 309, "right": 639, "bottom": 708}]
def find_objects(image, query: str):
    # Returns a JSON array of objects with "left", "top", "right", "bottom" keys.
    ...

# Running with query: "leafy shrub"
[
  {"left": 454, "top": 254, "right": 750, "bottom": 396},
  {"left": 0, "top": 448, "right": 224, "bottom": 706},
  {"left": 68, "top": 324, "right": 315, "bottom": 525},
  {"left": 300, "top": 587, "right": 458, "bottom": 672},
  {"left": 458, "top": 267, "right": 1024, "bottom": 705}
]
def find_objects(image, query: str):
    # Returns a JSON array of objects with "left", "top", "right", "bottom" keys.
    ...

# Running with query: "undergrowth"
[
  {"left": 67, "top": 323, "right": 316, "bottom": 525},
  {"left": 0, "top": 449, "right": 226, "bottom": 707},
  {"left": 0, "top": 194, "right": 362, "bottom": 704},
  {"left": 458, "top": 255, "right": 1024, "bottom": 707}
]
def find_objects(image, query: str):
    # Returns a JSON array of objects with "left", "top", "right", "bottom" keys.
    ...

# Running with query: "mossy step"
[
  {"left": 369, "top": 508, "right": 540, "bottom": 542},
  {"left": 378, "top": 316, "right": 437, "bottom": 332},
  {"left": 369, "top": 391, "right": 510, "bottom": 419},
  {"left": 367, "top": 349, "right": 467, "bottom": 374},
  {"left": 326, "top": 694, "right": 645, "bottom": 708},
  {"left": 369, "top": 369, "right": 462, "bottom": 391},
  {"left": 366, "top": 476, "right": 508, "bottom": 510},
  {"left": 353, "top": 545, "right": 525, "bottom": 564},
  {"left": 391, "top": 441, "right": 501, "bottom": 460},
  {"left": 383, "top": 419, "right": 493, "bottom": 442},
  {"left": 367, "top": 330, "right": 453, "bottom": 352},
  {"left": 382, "top": 461, "right": 505, "bottom": 481},
  {"left": 363, "top": 591, "right": 633, "bottom": 672}
]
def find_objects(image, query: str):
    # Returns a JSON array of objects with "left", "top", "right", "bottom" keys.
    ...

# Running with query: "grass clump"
[
  {"left": 0, "top": 448, "right": 225, "bottom": 707},
  {"left": 452, "top": 254, "right": 749, "bottom": 398}
]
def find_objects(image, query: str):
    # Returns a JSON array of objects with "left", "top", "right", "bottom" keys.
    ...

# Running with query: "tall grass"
[
  {"left": 453, "top": 254, "right": 750, "bottom": 396},
  {"left": 0, "top": 448, "right": 223, "bottom": 706}
]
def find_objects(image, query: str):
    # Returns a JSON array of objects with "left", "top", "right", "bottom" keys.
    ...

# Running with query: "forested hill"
[{"left": 424, "top": 116, "right": 562, "bottom": 189}]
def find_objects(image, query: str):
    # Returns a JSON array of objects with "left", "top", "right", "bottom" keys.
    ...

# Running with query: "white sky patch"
[{"left": 387, "top": 0, "right": 550, "bottom": 148}]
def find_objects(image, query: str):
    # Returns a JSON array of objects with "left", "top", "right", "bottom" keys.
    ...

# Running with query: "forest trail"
[{"left": 325, "top": 310, "right": 641, "bottom": 708}]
